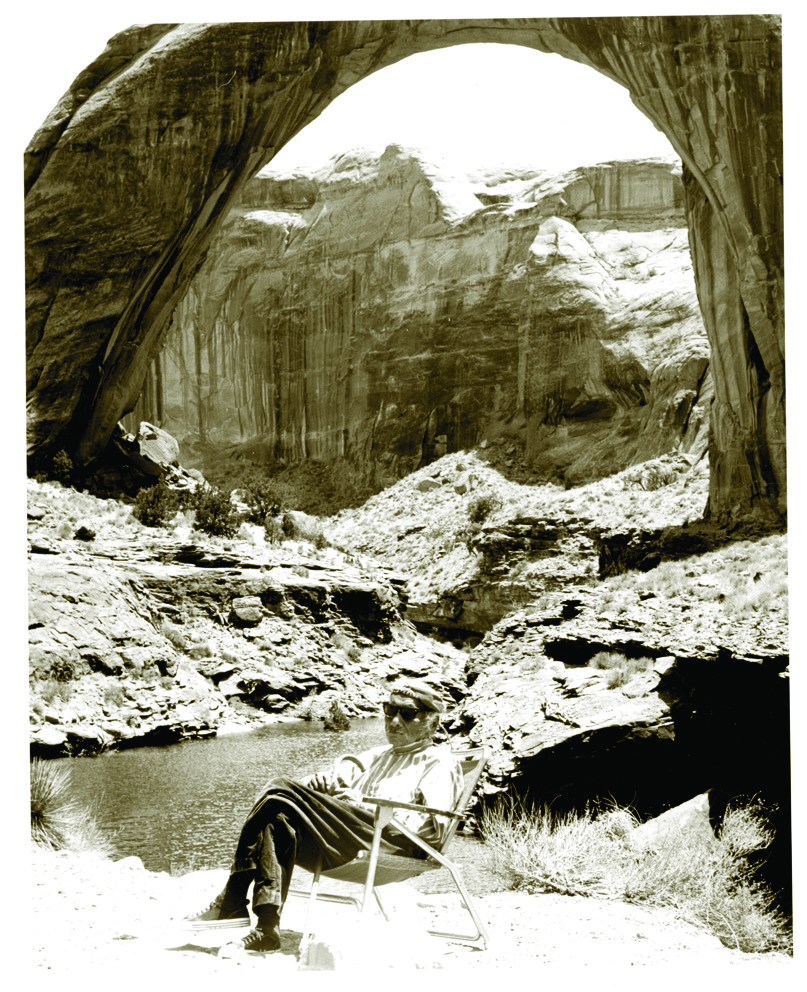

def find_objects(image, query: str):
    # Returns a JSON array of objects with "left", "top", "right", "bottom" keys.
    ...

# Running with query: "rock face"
[
  {"left": 25, "top": 17, "right": 783, "bottom": 527},
  {"left": 126, "top": 151, "right": 710, "bottom": 491},
  {"left": 452, "top": 598, "right": 790, "bottom": 910},
  {"left": 27, "top": 482, "right": 467, "bottom": 757}
]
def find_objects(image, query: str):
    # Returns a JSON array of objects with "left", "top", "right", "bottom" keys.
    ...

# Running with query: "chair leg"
[
  {"left": 301, "top": 854, "right": 323, "bottom": 947},
  {"left": 427, "top": 858, "right": 490, "bottom": 949},
  {"left": 361, "top": 806, "right": 393, "bottom": 913},
  {"left": 373, "top": 886, "right": 391, "bottom": 922},
  {"left": 378, "top": 815, "right": 490, "bottom": 949}
]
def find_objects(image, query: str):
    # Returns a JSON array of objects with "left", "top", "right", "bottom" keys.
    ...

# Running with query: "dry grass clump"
[
  {"left": 30, "top": 759, "right": 113, "bottom": 856},
  {"left": 481, "top": 799, "right": 791, "bottom": 955},
  {"left": 587, "top": 652, "right": 654, "bottom": 688},
  {"left": 593, "top": 534, "right": 787, "bottom": 621}
]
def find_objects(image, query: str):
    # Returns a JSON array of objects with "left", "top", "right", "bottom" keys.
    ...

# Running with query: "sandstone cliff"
[
  {"left": 128, "top": 150, "right": 710, "bottom": 491},
  {"left": 25, "top": 17, "right": 784, "bottom": 527}
]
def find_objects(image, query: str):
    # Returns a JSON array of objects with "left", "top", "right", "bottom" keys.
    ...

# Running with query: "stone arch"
[{"left": 25, "top": 17, "right": 783, "bottom": 525}]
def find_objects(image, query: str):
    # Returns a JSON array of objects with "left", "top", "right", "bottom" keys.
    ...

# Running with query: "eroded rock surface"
[
  {"left": 127, "top": 151, "right": 710, "bottom": 493},
  {"left": 25, "top": 17, "right": 784, "bottom": 527},
  {"left": 27, "top": 482, "right": 465, "bottom": 757}
]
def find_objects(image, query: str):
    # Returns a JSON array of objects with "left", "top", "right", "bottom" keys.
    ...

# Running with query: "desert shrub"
[
  {"left": 281, "top": 511, "right": 299, "bottom": 538},
  {"left": 588, "top": 652, "right": 653, "bottom": 689},
  {"left": 49, "top": 657, "right": 76, "bottom": 683},
  {"left": 606, "top": 668, "right": 630, "bottom": 688},
  {"left": 323, "top": 700, "right": 351, "bottom": 731},
  {"left": 159, "top": 620, "right": 189, "bottom": 653},
  {"left": 331, "top": 631, "right": 363, "bottom": 662},
  {"left": 280, "top": 511, "right": 330, "bottom": 548},
  {"left": 241, "top": 477, "right": 284, "bottom": 524},
  {"left": 132, "top": 480, "right": 179, "bottom": 527},
  {"left": 39, "top": 677, "right": 74, "bottom": 705},
  {"left": 51, "top": 450, "right": 73, "bottom": 484},
  {"left": 721, "top": 569, "right": 789, "bottom": 618},
  {"left": 189, "top": 486, "right": 239, "bottom": 537},
  {"left": 467, "top": 493, "right": 501, "bottom": 524},
  {"left": 102, "top": 681, "right": 126, "bottom": 707},
  {"left": 264, "top": 516, "right": 284, "bottom": 544},
  {"left": 30, "top": 759, "right": 113, "bottom": 855},
  {"left": 639, "top": 466, "right": 678, "bottom": 491},
  {"left": 481, "top": 799, "right": 791, "bottom": 955},
  {"left": 458, "top": 521, "right": 483, "bottom": 551}
]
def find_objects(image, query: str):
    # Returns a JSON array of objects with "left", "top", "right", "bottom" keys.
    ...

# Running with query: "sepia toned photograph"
[{"left": 23, "top": 4, "right": 793, "bottom": 980}]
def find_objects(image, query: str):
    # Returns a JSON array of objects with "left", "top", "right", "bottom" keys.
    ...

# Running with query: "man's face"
[{"left": 384, "top": 693, "right": 436, "bottom": 747}]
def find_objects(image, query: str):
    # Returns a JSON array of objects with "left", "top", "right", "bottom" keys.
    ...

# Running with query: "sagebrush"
[{"left": 481, "top": 799, "right": 791, "bottom": 955}]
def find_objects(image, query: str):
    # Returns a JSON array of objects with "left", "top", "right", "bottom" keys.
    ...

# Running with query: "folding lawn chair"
[{"left": 295, "top": 745, "right": 489, "bottom": 950}]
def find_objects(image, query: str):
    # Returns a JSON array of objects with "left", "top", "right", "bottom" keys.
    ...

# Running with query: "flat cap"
[{"left": 389, "top": 679, "right": 445, "bottom": 712}]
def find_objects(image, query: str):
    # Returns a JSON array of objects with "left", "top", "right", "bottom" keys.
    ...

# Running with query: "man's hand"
[
  {"left": 331, "top": 786, "right": 363, "bottom": 804},
  {"left": 307, "top": 771, "right": 336, "bottom": 794}
]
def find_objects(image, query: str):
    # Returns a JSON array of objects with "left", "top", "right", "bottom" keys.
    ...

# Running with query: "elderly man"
[{"left": 188, "top": 679, "right": 463, "bottom": 952}]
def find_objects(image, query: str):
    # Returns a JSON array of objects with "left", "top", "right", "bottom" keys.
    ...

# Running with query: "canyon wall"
[
  {"left": 128, "top": 151, "right": 710, "bottom": 490},
  {"left": 25, "top": 17, "right": 783, "bottom": 525}
]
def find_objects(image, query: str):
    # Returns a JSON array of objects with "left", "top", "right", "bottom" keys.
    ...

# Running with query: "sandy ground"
[{"left": 26, "top": 845, "right": 795, "bottom": 988}]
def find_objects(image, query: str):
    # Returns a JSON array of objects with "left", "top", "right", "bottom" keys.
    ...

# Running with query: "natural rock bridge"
[{"left": 25, "top": 17, "right": 784, "bottom": 526}]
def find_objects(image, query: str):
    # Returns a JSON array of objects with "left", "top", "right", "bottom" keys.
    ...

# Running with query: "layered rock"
[
  {"left": 127, "top": 151, "right": 710, "bottom": 492},
  {"left": 27, "top": 482, "right": 466, "bottom": 757},
  {"left": 25, "top": 17, "right": 783, "bottom": 526},
  {"left": 451, "top": 592, "right": 790, "bottom": 908}
]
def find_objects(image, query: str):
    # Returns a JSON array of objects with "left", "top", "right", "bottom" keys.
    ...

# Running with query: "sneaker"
[
  {"left": 222, "top": 925, "right": 282, "bottom": 954},
  {"left": 185, "top": 890, "right": 249, "bottom": 929}
]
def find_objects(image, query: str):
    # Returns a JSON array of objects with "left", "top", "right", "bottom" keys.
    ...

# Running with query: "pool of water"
[{"left": 56, "top": 719, "right": 390, "bottom": 873}]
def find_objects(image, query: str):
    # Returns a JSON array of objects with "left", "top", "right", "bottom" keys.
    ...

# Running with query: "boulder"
[
  {"left": 631, "top": 792, "right": 715, "bottom": 851},
  {"left": 416, "top": 478, "right": 441, "bottom": 493},
  {"left": 30, "top": 725, "right": 67, "bottom": 750},
  {"left": 229, "top": 596, "right": 264, "bottom": 626},
  {"left": 111, "top": 422, "right": 181, "bottom": 478}
]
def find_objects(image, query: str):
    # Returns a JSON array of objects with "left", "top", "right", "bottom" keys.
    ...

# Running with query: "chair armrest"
[
  {"left": 362, "top": 796, "right": 462, "bottom": 820},
  {"left": 335, "top": 754, "right": 366, "bottom": 774}
]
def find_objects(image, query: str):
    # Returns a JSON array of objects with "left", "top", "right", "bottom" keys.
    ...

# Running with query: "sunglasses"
[{"left": 382, "top": 702, "right": 423, "bottom": 722}]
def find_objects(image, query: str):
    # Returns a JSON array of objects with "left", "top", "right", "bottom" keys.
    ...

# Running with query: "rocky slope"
[
  {"left": 27, "top": 479, "right": 467, "bottom": 758},
  {"left": 324, "top": 448, "right": 790, "bottom": 908},
  {"left": 29, "top": 439, "right": 790, "bottom": 909},
  {"left": 127, "top": 150, "right": 710, "bottom": 495}
]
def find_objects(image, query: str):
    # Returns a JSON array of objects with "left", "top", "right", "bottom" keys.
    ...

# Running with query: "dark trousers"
[{"left": 224, "top": 776, "right": 421, "bottom": 916}]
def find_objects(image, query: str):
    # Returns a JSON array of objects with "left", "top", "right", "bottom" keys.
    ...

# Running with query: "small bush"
[
  {"left": 132, "top": 481, "right": 179, "bottom": 528},
  {"left": 467, "top": 493, "right": 501, "bottom": 524},
  {"left": 51, "top": 450, "right": 73, "bottom": 484},
  {"left": 264, "top": 516, "right": 284, "bottom": 544},
  {"left": 31, "top": 759, "right": 112, "bottom": 855},
  {"left": 281, "top": 511, "right": 299, "bottom": 539},
  {"left": 280, "top": 511, "right": 330, "bottom": 548},
  {"left": 241, "top": 477, "right": 284, "bottom": 524},
  {"left": 49, "top": 658, "right": 76, "bottom": 683},
  {"left": 159, "top": 620, "right": 189, "bottom": 653},
  {"left": 102, "top": 681, "right": 126, "bottom": 707},
  {"left": 639, "top": 466, "right": 678, "bottom": 491},
  {"left": 605, "top": 668, "right": 629, "bottom": 688},
  {"left": 189, "top": 486, "right": 239, "bottom": 538},
  {"left": 323, "top": 700, "right": 351, "bottom": 732},
  {"left": 39, "top": 678, "right": 74, "bottom": 705},
  {"left": 481, "top": 799, "right": 792, "bottom": 955},
  {"left": 588, "top": 653, "right": 653, "bottom": 689}
]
